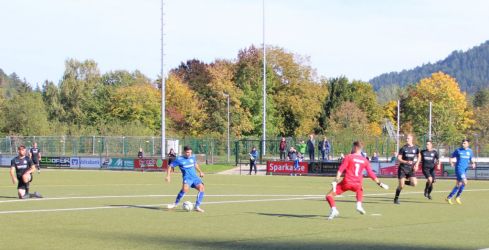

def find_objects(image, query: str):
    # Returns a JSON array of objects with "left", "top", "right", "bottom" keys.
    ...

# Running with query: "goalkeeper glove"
[{"left": 378, "top": 182, "right": 389, "bottom": 190}]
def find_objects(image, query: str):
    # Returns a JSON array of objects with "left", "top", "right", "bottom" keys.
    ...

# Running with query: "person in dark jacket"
[
  {"left": 319, "top": 137, "right": 331, "bottom": 161},
  {"left": 279, "top": 137, "right": 287, "bottom": 160},
  {"left": 168, "top": 148, "right": 177, "bottom": 165},
  {"left": 307, "top": 134, "right": 315, "bottom": 161}
]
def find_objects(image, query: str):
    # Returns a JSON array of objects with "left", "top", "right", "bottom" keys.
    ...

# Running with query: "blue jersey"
[
  {"left": 170, "top": 155, "right": 199, "bottom": 180},
  {"left": 451, "top": 147, "right": 473, "bottom": 171}
]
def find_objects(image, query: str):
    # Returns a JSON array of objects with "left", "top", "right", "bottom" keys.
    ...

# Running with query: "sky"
[{"left": 1, "top": 0, "right": 489, "bottom": 86}]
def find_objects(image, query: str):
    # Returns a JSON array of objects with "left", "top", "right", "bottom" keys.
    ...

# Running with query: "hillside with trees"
[{"left": 371, "top": 40, "right": 489, "bottom": 94}]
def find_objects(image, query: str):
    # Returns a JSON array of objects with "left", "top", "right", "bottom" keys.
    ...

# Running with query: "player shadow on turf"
[
  {"left": 0, "top": 195, "right": 18, "bottom": 199},
  {"left": 365, "top": 196, "right": 448, "bottom": 204},
  {"left": 253, "top": 212, "right": 323, "bottom": 219},
  {"left": 109, "top": 205, "right": 164, "bottom": 211}
]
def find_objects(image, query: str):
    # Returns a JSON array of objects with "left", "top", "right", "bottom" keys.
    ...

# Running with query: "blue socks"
[
  {"left": 175, "top": 190, "right": 186, "bottom": 204},
  {"left": 196, "top": 191, "right": 205, "bottom": 207},
  {"left": 456, "top": 184, "right": 465, "bottom": 197},
  {"left": 448, "top": 186, "right": 459, "bottom": 199}
]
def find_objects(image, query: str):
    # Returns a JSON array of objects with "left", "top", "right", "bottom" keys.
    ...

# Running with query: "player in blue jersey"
[
  {"left": 166, "top": 146, "right": 206, "bottom": 212},
  {"left": 446, "top": 139, "right": 476, "bottom": 205}
]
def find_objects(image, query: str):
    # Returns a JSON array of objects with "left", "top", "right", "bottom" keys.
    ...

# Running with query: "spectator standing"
[
  {"left": 138, "top": 148, "right": 144, "bottom": 159},
  {"left": 168, "top": 148, "right": 177, "bottom": 165},
  {"left": 279, "top": 137, "right": 287, "bottom": 160},
  {"left": 297, "top": 140, "right": 306, "bottom": 157},
  {"left": 390, "top": 152, "right": 397, "bottom": 163},
  {"left": 306, "top": 134, "right": 315, "bottom": 161},
  {"left": 319, "top": 137, "right": 331, "bottom": 161},
  {"left": 249, "top": 147, "right": 258, "bottom": 175},
  {"left": 371, "top": 152, "right": 379, "bottom": 162}
]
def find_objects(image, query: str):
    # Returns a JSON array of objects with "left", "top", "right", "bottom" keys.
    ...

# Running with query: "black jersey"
[
  {"left": 30, "top": 147, "right": 41, "bottom": 162},
  {"left": 421, "top": 149, "right": 439, "bottom": 169},
  {"left": 11, "top": 156, "right": 34, "bottom": 178},
  {"left": 398, "top": 144, "right": 420, "bottom": 169}
]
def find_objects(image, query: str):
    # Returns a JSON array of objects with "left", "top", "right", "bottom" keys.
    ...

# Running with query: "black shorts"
[
  {"left": 398, "top": 167, "right": 415, "bottom": 179},
  {"left": 422, "top": 167, "right": 435, "bottom": 179},
  {"left": 17, "top": 174, "right": 32, "bottom": 190}
]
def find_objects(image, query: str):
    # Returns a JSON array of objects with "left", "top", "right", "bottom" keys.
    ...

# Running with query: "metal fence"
[
  {"left": 1, "top": 134, "right": 487, "bottom": 166},
  {"left": 235, "top": 134, "right": 488, "bottom": 165}
]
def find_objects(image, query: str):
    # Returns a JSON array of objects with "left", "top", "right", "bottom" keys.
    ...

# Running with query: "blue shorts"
[
  {"left": 456, "top": 168, "right": 467, "bottom": 181},
  {"left": 183, "top": 177, "right": 203, "bottom": 188}
]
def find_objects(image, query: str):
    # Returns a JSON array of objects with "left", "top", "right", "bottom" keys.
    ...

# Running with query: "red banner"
[
  {"left": 134, "top": 158, "right": 168, "bottom": 171},
  {"left": 266, "top": 161, "right": 308, "bottom": 175}
]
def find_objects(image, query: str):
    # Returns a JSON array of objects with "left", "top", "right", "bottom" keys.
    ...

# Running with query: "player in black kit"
[
  {"left": 29, "top": 142, "right": 42, "bottom": 173},
  {"left": 420, "top": 140, "right": 441, "bottom": 200},
  {"left": 394, "top": 134, "right": 421, "bottom": 204},
  {"left": 10, "top": 145, "right": 43, "bottom": 199}
]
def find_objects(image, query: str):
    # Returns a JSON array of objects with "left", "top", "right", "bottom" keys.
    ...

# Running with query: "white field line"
[
  {"left": 0, "top": 194, "right": 323, "bottom": 204},
  {"left": 0, "top": 197, "right": 320, "bottom": 214},
  {"left": 2, "top": 188, "right": 489, "bottom": 204},
  {"left": 0, "top": 189, "right": 488, "bottom": 215}
]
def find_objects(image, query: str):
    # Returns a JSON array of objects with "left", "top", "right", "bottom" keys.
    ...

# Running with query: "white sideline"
[{"left": 0, "top": 189, "right": 489, "bottom": 215}]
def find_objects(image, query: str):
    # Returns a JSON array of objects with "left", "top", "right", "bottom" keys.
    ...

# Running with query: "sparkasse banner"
[{"left": 266, "top": 161, "right": 308, "bottom": 175}]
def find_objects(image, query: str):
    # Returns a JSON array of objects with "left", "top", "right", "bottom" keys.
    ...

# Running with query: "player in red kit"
[{"left": 326, "top": 141, "right": 389, "bottom": 220}]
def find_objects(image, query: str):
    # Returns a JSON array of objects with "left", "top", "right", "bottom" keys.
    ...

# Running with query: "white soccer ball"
[{"left": 183, "top": 201, "right": 194, "bottom": 212}]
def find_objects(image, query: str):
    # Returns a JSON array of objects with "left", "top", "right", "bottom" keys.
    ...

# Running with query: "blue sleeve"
[
  {"left": 451, "top": 149, "right": 458, "bottom": 159},
  {"left": 170, "top": 158, "right": 179, "bottom": 168},
  {"left": 470, "top": 150, "right": 474, "bottom": 162},
  {"left": 10, "top": 159, "right": 15, "bottom": 168}
]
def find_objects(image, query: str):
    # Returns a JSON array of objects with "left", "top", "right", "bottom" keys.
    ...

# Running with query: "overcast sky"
[{"left": 1, "top": 0, "right": 489, "bottom": 86}]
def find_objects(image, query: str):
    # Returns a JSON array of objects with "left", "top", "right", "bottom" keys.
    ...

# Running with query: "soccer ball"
[{"left": 183, "top": 201, "right": 194, "bottom": 212}]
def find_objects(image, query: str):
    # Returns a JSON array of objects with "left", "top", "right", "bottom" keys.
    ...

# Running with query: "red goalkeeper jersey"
[{"left": 338, "top": 154, "right": 377, "bottom": 185}]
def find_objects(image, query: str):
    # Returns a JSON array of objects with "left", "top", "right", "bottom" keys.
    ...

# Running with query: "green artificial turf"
[{"left": 0, "top": 168, "right": 488, "bottom": 250}]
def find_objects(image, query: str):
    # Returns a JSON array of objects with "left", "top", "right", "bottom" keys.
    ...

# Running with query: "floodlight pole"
[
  {"left": 161, "top": 0, "right": 166, "bottom": 158},
  {"left": 396, "top": 100, "right": 400, "bottom": 153},
  {"left": 262, "top": 0, "right": 267, "bottom": 157},
  {"left": 429, "top": 101, "right": 432, "bottom": 141},
  {"left": 223, "top": 93, "right": 230, "bottom": 163}
]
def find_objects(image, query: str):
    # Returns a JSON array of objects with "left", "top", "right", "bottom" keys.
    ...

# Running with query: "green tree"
[
  {"left": 109, "top": 83, "right": 161, "bottom": 133},
  {"left": 59, "top": 59, "right": 101, "bottom": 129},
  {"left": 1, "top": 92, "right": 51, "bottom": 135},
  {"left": 473, "top": 88, "right": 489, "bottom": 108}
]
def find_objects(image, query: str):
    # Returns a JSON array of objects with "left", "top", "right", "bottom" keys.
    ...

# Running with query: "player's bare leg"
[
  {"left": 18, "top": 188, "right": 27, "bottom": 199},
  {"left": 355, "top": 189, "right": 366, "bottom": 215},
  {"left": 406, "top": 176, "right": 417, "bottom": 187},
  {"left": 326, "top": 190, "right": 339, "bottom": 220},
  {"left": 168, "top": 184, "right": 189, "bottom": 209},
  {"left": 194, "top": 184, "right": 205, "bottom": 212}
]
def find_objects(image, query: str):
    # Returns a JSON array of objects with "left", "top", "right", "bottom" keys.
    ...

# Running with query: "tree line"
[{"left": 1, "top": 45, "right": 489, "bottom": 147}]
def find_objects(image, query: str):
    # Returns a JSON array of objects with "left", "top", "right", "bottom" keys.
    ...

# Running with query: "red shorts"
[{"left": 335, "top": 181, "right": 362, "bottom": 195}]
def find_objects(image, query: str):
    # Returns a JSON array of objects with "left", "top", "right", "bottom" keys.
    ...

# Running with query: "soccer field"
[{"left": 0, "top": 169, "right": 488, "bottom": 250}]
